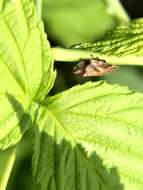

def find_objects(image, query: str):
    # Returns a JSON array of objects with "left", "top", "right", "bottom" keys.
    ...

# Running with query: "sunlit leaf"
[
  {"left": 0, "top": 0, "right": 56, "bottom": 149},
  {"left": 33, "top": 81, "right": 143, "bottom": 190}
]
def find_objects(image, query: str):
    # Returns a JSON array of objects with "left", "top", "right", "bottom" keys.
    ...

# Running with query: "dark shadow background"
[{"left": 6, "top": 1, "right": 143, "bottom": 189}]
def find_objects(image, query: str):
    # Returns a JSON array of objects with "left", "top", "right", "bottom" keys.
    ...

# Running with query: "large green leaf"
[
  {"left": 0, "top": 0, "right": 56, "bottom": 149},
  {"left": 33, "top": 81, "right": 143, "bottom": 190}
]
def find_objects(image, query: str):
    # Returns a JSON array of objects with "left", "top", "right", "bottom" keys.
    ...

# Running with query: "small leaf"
[
  {"left": 73, "top": 18, "right": 143, "bottom": 65},
  {"left": 33, "top": 81, "right": 143, "bottom": 190},
  {"left": 0, "top": 0, "right": 56, "bottom": 149}
]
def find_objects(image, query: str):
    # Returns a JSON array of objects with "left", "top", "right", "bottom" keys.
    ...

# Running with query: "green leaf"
[
  {"left": 53, "top": 18, "right": 143, "bottom": 65},
  {"left": 33, "top": 81, "right": 143, "bottom": 190},
  {"left": 76, "top": 18, "right": 143, "bottom": 56},
  {"left": 0, "top": 0, "right": 56, "bottom": 149}
]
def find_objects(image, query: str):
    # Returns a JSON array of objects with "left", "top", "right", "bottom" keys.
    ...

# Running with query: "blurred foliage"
[
  {"left": 103, "top": 66, "right": 143, "bottom": 92},
  {"left": 43, "top": 0, "right": 117, "bottom": 46},
  {"left": 3, "top": 0, "right": 143, "bottom": 190}
]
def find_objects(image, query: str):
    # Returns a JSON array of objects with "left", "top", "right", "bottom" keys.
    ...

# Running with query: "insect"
[{"left": 73, "top": 58, "right": 117, "bottom": 77}]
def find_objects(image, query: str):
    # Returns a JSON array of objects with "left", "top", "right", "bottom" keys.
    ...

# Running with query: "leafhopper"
[{"left": 73, "top": 58, "right": 117, "bottom": 77}]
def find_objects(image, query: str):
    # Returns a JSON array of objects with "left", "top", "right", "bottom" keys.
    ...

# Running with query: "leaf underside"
[{"left": 73, "top": 18, "right": 143, "bottom": 65}]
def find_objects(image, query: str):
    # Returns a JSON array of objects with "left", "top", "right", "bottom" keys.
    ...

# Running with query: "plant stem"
[
  {"left": 104, "top": 0, "right": 130, "bottom": 22},
  {"left": 0, "top": 147, "right": 16, "bottom": 190},
  {"left": 52, "top": 47, "right": 143, "bottom": 66}
]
